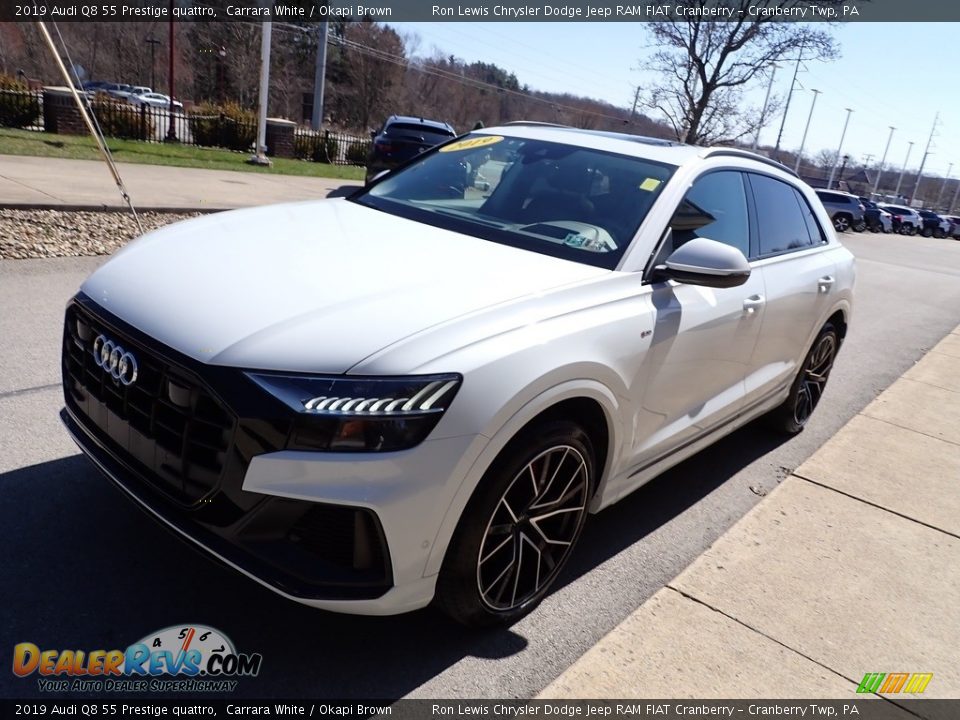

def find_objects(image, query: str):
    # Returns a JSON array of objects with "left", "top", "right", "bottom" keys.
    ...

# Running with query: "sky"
[{"left": 389, "top": 22, "right": 958, "bottom": 179}]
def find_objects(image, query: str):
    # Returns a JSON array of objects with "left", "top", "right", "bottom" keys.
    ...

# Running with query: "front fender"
[{"left": 421, "top": 378, "right": 622, "bottom": 579}]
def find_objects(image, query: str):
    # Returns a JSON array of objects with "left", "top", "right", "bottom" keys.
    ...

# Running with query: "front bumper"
[{"left": 61, "top": 295, "right": 484, "bottom": 614}]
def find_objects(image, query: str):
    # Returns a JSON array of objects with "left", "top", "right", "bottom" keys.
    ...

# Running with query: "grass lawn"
[{"left": 0, "top": 127, "right": 365, "bottom": 181}]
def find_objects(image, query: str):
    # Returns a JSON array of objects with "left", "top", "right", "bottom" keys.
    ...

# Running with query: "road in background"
[{"left": 1, "top": 232, "right": 959, "bottom": 699}]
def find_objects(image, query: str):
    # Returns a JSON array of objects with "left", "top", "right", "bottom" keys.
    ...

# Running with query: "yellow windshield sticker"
[
  {"left": 440, "top": 135, "right": 504, "bottom": 152},
  {"left": 639, "top": 178, "right": 662, "bottom": 192}
]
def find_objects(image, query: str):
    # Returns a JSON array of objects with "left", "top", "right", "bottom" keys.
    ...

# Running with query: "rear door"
[{"left": 744, "top": 173, "right": 837, "bottom": 407}]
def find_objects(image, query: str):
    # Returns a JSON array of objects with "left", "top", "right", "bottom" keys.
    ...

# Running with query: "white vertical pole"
[
  {"left": 872, "top": 126, "right": 895, "bottom": 196},
  {"left": 827, "top": 108, "right": 853, "bottom": 189},
  {"left": 793, "top": 89, "right": 820, "bottom": 173},
  {"left": 250, "top": 15, "right": 273, "bottom": 166}
]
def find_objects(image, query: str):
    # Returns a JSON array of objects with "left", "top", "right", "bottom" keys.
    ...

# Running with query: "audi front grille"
[{"left": 62, "top": 301, "right": 236, "bottom": 505}]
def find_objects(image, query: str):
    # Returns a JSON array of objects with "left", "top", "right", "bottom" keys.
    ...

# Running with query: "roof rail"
[
  {"left": 501, "top": 120, "right": 571, "bottom": 128},
  {"left": 701, "top": 148, "right": 799, "bottom": 178}
]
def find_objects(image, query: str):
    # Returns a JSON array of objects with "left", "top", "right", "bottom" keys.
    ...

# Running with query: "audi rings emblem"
[{"left": 92, "top": 334, "right": 139, "bottom": 386}]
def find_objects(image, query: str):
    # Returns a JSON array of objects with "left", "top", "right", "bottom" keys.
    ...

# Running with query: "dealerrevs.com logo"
[{"left": 13, "top": 625, "right": 263, "bottom": 693}]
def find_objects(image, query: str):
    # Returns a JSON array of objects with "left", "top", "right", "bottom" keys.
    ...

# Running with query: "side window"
[
  {"left": 795, "top": 188, "right": 827, "bottom": 245},
  {"left": 750, "top": 174, "right": 816, "bottom": 256},
  {"left": 671, "top": 171, "right": 749, "bottom": 256}
]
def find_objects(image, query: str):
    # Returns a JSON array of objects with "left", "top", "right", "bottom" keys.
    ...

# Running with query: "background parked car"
[
  {"left": 878, "top": 204, "right": 922, "bottom": 235},
  {"left": 941, "top": 215, "right": 960, "bottom": 239},
  {"left": 103, "top": 83, "right": 135, "bottom": 100},
  {"left": 814, "top": 189, "right": 866, "bottom": 232},
  {"left": 916, "top": 209, "right": 951, "bottom": 238},
  {"left": 858, "top": 198, "right": 893, "bottom": 233},
  {"left": 129, "top": 92, "right": 182, "bottom": 109},
  {"left": 365, "top": 115, "right": 457, "bottom": 184}
]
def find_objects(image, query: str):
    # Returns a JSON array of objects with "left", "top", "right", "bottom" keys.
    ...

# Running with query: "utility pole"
[
  {"left": 935, "top": 163, "right": 953, "bottom": 210},
  {"left": 872, "top": 125, "right": 896, "bottom": 196},
  {"left": 827, "top": 108, "right": 853, "bottom": 190},
  {"left": 773, "top": 43, "right": 804, "bottom": 160},
  {"left": 793, "top": 88, "right": 820, "bottom": 172},
  {"left": 250, "top": 16, "right": 273, "bottom": 166},
  {"left": 950, "top": 177, "right": 960, "bottom": 214},
  {"left": 311, "top": 22, "right": 328, "bottom": 130},
  {"left": 910, "top": 111, "right": 940, "bottom": 206},
  {"left": 145, "top": 36, "right": 160, "bottom": 90},
  {"left": 164, "top": 8, "right": 176, "bottom": 142},
  {"left": 752, "top": 64, "right": 778, "bottom": 150},
  {"left": 629, "top": 86, "right": 641, "bottom": 124},
  {"left": 863, "top": 154, "right": 874, "bottom": 167},
  {"left": 895, "top": 141, "right": 915, "bottom": 197}
]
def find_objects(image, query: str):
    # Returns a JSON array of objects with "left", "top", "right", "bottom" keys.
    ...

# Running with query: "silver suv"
[
  {"left": 815, "top": 189, "right": 866, "bottom": 232},
  {"left": 61, "top": 126, "right": 855, "bottom": 626}
]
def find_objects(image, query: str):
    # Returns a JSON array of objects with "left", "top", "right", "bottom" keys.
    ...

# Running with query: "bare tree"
[{"left": 643, "top": 1, "right": 840, "bottom": 145}]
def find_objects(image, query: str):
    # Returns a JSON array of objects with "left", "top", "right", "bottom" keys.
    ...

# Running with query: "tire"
[
  {"left": 910, "top": 225, "right": 919, "bottom": 236},
  {"left": 767, "top": 324, "right": 839, "bottom": 435},
  {"left": 435, "top": 419, "right": 595, "bottom": 627},
  {"left": 922, "top": 226, "right": 934, "bottom": 237},
  {"left": 832, "top": 214, "right": 852, "bottom": 233},
  {"left": 853, "top": 219, "right": 867, "bottom": 233}
]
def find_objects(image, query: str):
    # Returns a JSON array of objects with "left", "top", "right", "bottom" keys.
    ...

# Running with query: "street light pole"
[
  {"left": 145, "top": 36, "right": 160, "bottom": 90},
  {"left": 793, "top": 88, "right": 820, "bottom": 173},
  {"left": 165, "top": 8, "right": 177, "bottom": 142},
  {"left": 872, "top": 125, "right": 895, "bottom": 197},
  {"left": 895, "top": 141, "right": 915, "bottom": 197},
  {"left": 910, "top": 111, "right": 940, "bottom": 206},
  {"left": 826, "top": 108, "right": 853, "bottom": 190},
  {"left": 249, "top": 16, "right": 273, "bottom": 166}
]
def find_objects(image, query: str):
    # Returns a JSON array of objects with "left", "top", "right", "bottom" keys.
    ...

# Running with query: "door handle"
[
  {"left": 818, "top": 275, "right": 835, "bottom": 293},
  {"left": 743, "top": 294, "right": 765, "bottom": 315}
]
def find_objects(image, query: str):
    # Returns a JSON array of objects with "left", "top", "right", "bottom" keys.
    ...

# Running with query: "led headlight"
[{"left": 245, "top": 372, "right": 462, "bottom": 452}]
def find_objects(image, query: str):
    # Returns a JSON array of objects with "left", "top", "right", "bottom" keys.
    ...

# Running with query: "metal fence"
[
  {"left": 0, "top": 88, "right": 43, "bottom": 130},
  {"left": 293, "top": 127, "right": 370, "bottom": 166},
  {"left": 0, "top": 88, "right": 368, "bottom": 166}
]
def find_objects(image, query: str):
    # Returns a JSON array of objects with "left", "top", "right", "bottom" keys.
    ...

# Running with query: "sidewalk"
[
  {"left": 539, "top": 327, "right": 960, "bottom": 705},
  {"left": 0, "top": 154, "right": 360, "bottom": 211}
]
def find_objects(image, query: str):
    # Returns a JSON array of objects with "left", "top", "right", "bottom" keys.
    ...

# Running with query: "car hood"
[{"left": 82, "top": 199, "right": 608, "bottom": 373}]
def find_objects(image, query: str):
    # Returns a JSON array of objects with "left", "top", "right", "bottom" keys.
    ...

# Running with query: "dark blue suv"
[{"left": 365, "top": 116, "right": 456, "bottom": 184}]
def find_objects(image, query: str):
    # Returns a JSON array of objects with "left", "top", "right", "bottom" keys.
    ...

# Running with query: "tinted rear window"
[{"left": 386, "top": 123, "right": 455, "bottom": 141}]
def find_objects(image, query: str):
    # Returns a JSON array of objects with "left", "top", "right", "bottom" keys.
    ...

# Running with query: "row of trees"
[{"left": 0, "top": 20, "right": 665, "bottom": 137}]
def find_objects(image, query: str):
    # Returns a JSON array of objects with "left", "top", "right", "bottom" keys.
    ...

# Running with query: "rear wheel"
[
  {"left": 832, "top": 214, "right": 852, "bottom": 232},
  {"left": 767, "top": 324, "right": 839, "bottom": 435},
  {"left": 853, "top": 219, "right": 867, "bottom": 232},
  {"left": 922, "top": 226, "right": 934, "bottom": 237},
  {"left": 436, "top": 420, "right": 594, "bottom": 627}
]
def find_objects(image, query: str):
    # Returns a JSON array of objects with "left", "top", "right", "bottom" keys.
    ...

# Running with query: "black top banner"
[
  {"left": 1, "top": 0, "right": 958, "bottom": 23},
  {"left": 1, "top": 699, "right": 958, "bottom": 720}
]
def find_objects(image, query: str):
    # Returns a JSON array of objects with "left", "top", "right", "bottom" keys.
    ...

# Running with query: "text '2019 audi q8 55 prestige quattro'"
[{"left": 61, "top": 125, "right": 854, "bottom": 626}]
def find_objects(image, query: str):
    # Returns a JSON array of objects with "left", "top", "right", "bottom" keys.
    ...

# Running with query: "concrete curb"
[
  {"left": 0, "top": 203, "right": 226, "bottom": 214},
  {"left": 538, "top": 325, "right": 960, "bottom": 703}
]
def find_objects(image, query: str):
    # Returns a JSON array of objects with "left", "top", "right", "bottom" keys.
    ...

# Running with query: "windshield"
[{"left": 351, "top": 134, "right": 675, "bottom": 269}]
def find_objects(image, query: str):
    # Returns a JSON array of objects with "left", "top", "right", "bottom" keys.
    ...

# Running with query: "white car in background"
[
  {"left": 129, "top": 92, "right": 182, "bottom": 109},
  {"left": 60, "top": 125, "right": 855, "bottom": 626}
]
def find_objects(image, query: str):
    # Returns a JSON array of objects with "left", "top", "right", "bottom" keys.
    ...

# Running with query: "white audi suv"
[{"left": 61, "top": 125, "right": 854, "bottom": 626}]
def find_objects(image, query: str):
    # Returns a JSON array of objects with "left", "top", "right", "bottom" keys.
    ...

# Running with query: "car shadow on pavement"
[
  {"left": 2, "top": 421, "right": 786, "bottom": 700},
  {"left": 559, "top": 417, "right": 790, "bottom": 591},
  {"left": 0, "top": 455, "right": 526, "bottom": 700}
]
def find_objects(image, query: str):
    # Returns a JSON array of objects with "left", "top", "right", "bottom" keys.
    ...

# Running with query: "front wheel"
[
  {"left": 767, "top": 324, "right": 839, "bottom": 435},
  {"left": 853, "top": 219, "right": 867, "bottom": 232},
  {"left": 435, "top": 420, "right": 594, "bottom": 626}
]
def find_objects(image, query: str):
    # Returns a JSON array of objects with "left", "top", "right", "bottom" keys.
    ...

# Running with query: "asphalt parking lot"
[{"left": 2, "top": 231, "right": 960, "bottom": 700}]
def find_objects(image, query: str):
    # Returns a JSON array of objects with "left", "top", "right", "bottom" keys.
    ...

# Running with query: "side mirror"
[{"left": 655, "top": 237, "right": 750, "bottom": 289}]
